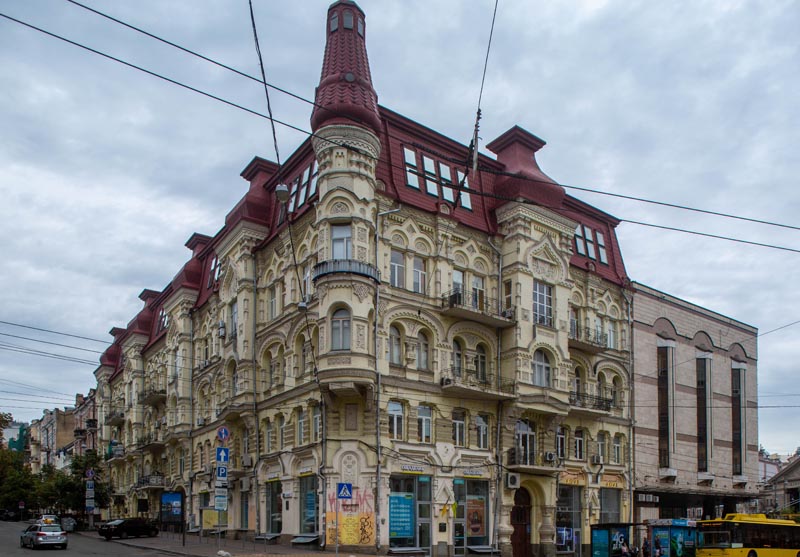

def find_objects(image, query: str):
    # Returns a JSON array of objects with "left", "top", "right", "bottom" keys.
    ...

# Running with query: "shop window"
[
  {"left": 453, "top": 478, "right": 489, "bottom": 553},
  {"left": 265, "top": 481, "right": 282, "bottom": 534},
  {"left": 556, "top": 485, "right": 582, "bottom": 553},
  {"left": 389, "top": 475, "right": 432, "bottom": 551},
  {"left": 299, "top": 475, "right": 318, "bottom": 534}
]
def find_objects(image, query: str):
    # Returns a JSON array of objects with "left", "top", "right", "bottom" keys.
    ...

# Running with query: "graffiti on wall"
[{"left": 325, "top": 486, "right": 375, "bottom": 546}]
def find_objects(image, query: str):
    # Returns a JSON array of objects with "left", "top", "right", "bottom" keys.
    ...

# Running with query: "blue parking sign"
[{"left": 216, "top": 465, "right": 228, "bottom": 479}]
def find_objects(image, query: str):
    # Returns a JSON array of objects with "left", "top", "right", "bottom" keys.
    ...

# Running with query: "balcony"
[
  {"left": 136, "top": 474, "right": 165, "bottom": 490},
  {"left": 440, "top": 367, "right": 516, "bottom": 401},
  {"left": 440, "top": 289, "right": 516, "bottom": 328},
  {"left": 312, "top": 259, "right": 380, "bottom": 283},
  {"left": 506, "top": 447, "right": 561, "bottom": 476},
  {"left": 85, "top": 419, "right": 98, "bottom": 430},
  {"left": 105, "top": 445, "right": 125, "bottom": 461},
  {"left": 568, "top": 325, "right": 609, "bottom": 354},
  {"left": 105, "top": 411, "right": 125, "bottom": 427},
  {"left": 568, "top": 391, "right": 613, "bottom": 414},
  {"left": 73, "top": 428, "right": 87, "bottom": 439},
  {"left": 139, "top": 387, "right": 167, "bottom": 407},
  {"left": 137, "top": 432, "right": 166, "bottom": 452}
]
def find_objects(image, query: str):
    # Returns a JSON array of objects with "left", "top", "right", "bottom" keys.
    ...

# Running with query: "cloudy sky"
[{"left": 1, "top": 1, "right": 798, "bottom": 454}]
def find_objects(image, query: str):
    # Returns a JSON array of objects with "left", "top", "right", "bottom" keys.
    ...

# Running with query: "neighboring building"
[
  {"left": 631, "top": 282, "right": 759, "bottom": 525},
  {"left": 762, "top": 456, "right": 800, "bottom": 517},
  {"left": 72, "top": 390, "right": 99, "bottom": 457},
  {"left": 28, "top": 418, "right": 42, "bottom": 475},
  {"left": 89, "top": 3, "right": 758, "bottom": 557},
  {"left": 36, "top": 408, "right": 76, "bottom": 470}
]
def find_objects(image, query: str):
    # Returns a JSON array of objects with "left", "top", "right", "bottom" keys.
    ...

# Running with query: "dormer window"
[
  {"left": 574, "top": 225, "right": 609, "bottom": 265},
  {"left": 402, "top": 146, "right": 472, "bottom": 210},
  {"left": 208, "top": 255, "right": 221, "bottom": 287},
  {"left": 357, "top": 17, "right": 364, "bottom": 36},
  {"left": 343, "top": 10, "right": 354, "bottom": 30},
  {"left": 330, "top": 12, "right": 338, "bottom": 32},
  {"left": 157, "top": 308, "right": 169, "bottom": 332}
]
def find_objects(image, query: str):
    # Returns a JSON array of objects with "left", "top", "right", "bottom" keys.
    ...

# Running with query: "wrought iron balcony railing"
[
  {"left": 312, "top": 259, "right": 380, "bottom": 282},
  {"left": 569, "top": 391, "right": 613, "bottom": 411}
]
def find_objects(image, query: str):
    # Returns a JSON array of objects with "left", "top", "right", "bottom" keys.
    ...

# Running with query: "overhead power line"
[
  {"left": 34, "top": 4, "right": 800, "bottom": 235},
  {"left": 0, "top": 319, "right": 108, "bottom": 344},
  {"left": 0, "top": 331, "right": 104, "bottom": 354}
]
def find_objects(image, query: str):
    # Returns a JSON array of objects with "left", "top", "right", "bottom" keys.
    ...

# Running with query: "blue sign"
[
  {"left": 86, "top": 480, "right": 95, "bottom": 490},
  {"left": 216, "top": 465, "right": 228, "bottom": 479},
  {"left": 216, "top": 447, "right": 229, "bottom": 463},
  {"left": 217, "top": 426, "right": 230, "bottom": 442},
  {"left": 389, "top": 493, "right": 414, "bottom": 538},
  {"left": 337, "top": 483, "right": 353, "bottom": 499}
]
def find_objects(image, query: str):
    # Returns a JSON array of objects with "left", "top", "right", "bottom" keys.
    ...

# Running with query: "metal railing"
[
  {"left": 440, "top": 367, "right": 515, "bottom": 395},
  {"left": 312, "top": 259, "right": 380, "bottom": 282},
  {"left": 568, "top": 325, "right": 608, "bottom": 347},
  {"left": 136, "top": 474, "right": 165, "bottom": 488},
  {"left": 441, "top": 288, "right": 515, "bottom": 320},
  {"left": 569, "top": 391, "right": 613, "bottom": 411}
]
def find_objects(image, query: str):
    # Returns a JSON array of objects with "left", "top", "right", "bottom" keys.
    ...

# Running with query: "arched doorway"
[{"left": 511, "top": 488, "right": 532, "bottom": 557}]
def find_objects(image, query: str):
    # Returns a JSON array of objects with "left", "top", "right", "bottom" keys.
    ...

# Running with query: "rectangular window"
[
  {"left": 288, "top": 177, "right": 299, "bottom": 213},
  {"left": 574, "top": 225, "right": 586, "bottom": 256},
  {"left": 312, "top": 406, "right": 321, "bottom": 443},
  {"left": 556, "top": 485, "right": 581, "bottom": 554},
  {"left": 476, "top": 414, "right": 489, "bottom": 450},
  {"left": 404, "top": 148, "right": 421, "bottom": 189},
  {"left": 240, "top": 491, "right": 249, "bottom": 529},
  {"left": 597, "top": 432, "right": 607, "bottom": 462},
  {"left": 453, "top": 269, "right": 464, "bottom": 294},
  {"left": 297, "top": 409, "right": 306, "bottom": 446},
  {"left": 423, "top": 156, "right": 438, "bottom": 196},
  {"left": 413, "top": 257, "right": 427, "bottom": 294},
  {"left": 732, "top": 366, "right": 743, "bottom": 476},
  {"left": 440, "top": 164, "right": 454, "bottom": 202},
  {"left": 452, "top": 410, "right": 466, "bottom": 447},
  {"left": 612, "top": 435, "right": 621, "bottom": 464},
  {"left": 456, "top": 170, "right": 472, "bottom": 210},
  {"left": 390, "top": 250, "right": 405, "bottom": 288},
  {"left": 265, "top": 422, "right": 273, "bottom": 453},
  {"left": 515, "top": 421, "right": 536, "bottom": 465},
  {"left": 574, "top": 430, "right": 584, "bottom": 460},
  {"left": 471, "top": 276, "right": 485, "bottom": 311},
  {"left": 418, "top": 333, "right": 429, "bottom": 371},
  {"left": 308, "top": 163, "right": 319, "bottom": 199},
  {"left": 279, "top": 416, "right": 286, "bottom": 449},
  {"left": 557, "top": 427, "right": 566, "bottom": 459},
  {"left": 331, "top": 224, "right": 352, "bottom": 259},
  {"left": 268, "top": 286, "right": 277, "bottom": 320},
  {"left": 388, "top": 401, "right": 404, "bottom": 440},
  {"left": 417, "top": 405, "right": 432, "bottom": 443},
  {"left": 503, "top": 280, "right": 512, "bottom": 309},
  {"left": 657, "top": 345, "right": 671, "bottom": 468},
  {"left": 596, "top": 231, "right": 608, "bottom": 264},
  {"left": 230, "top": 301, "right": 238, "bottom": 338},
  {"left": 533, "top": 281, "right": 553, "bottom": 326},
  {"left": 389, "top": 475, "right": 432, "bottom": 551},
  {"left": 266, "top": 481, "right": 282, "bottom": 534},
  {"left": 299, "top": 475, "right": 318, "bottom": 534},
  {"left": 584, "top": 225, "right": 596, "bottom": 259},
  {"left": 599, "top": 488, "right": 620, "bottom": 522},
  {"left": 697, "top": 357, "right": 709, "bottom": 472}
]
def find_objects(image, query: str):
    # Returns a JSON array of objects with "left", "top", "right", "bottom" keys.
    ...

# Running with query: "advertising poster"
[
  {"left": 160, "top": 491, "right": 182, "bottom": 523},
  {"left": 389, "top": 493, "right": 414, "bottom": 538},
  {"left": 653, "top": 527, "right": 670, "bottom": 557},
  {"left": 592, "top": 528, "right": 609, "bottom": 557},
  {"left": 467, "top": 495, "right": 486, "bottom": 537}
]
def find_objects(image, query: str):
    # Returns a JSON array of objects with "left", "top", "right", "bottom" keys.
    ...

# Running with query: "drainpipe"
[
  {"left": 375, "top": 207, "right": 399, "bottom": 551},
  {"left": 487, "top": 239, "right": 503, "bottom": 391},
  {"left": 493, "top": 400, "right": 504, "bottom": 551},
  {"left": 487, "top": 237, "right": 504, "bottom": 551},
  {"left": 251, "top": 252, "right": 261, "bottom": 537}
]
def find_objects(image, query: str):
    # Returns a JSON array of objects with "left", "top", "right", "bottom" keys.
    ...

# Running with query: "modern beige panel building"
[{"left": 631, "top": 282, "right": 758, "bottom": 527}]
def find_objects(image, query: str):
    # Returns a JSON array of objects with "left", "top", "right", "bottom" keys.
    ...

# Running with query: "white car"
[{"left": 20, "top": 523, "right": 68, "bottom": 549}]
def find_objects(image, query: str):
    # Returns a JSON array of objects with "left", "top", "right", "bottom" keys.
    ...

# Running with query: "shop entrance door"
[{"left": 511, "top": 488, "right": 532, "bottom": 557}]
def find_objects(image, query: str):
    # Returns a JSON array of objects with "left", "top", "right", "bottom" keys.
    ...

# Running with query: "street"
[{"left": 0, "top": 520, "right": 173, "bottom": 557}]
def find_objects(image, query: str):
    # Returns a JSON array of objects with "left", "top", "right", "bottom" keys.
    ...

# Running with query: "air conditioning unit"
[
  {"left": 196, "top": 417, "right": 206, "bottom": 427},
  {"left": 241, "top": 454, "right": 253, "bottom": 468},
  {"left": 440, "top": 377, "right": 452, "bottom": 386},
  {"left": 592, "top": 455, "right": 603, "bottom": 465},
  {"left": 506, "top": 472, "right": 521, "bottom": 489},
  {"left": 501, "top": 308, "right": 515, "bottom": 319},
  {"left": 545, "top": 451, "right": 556, "bottom": 462}
]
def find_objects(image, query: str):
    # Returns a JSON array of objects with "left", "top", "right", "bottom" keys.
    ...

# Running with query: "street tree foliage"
[{"left": 0, "top": 446, "right": 38, "bottom": 511}]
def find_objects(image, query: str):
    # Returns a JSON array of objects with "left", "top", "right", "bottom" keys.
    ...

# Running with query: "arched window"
[
  {"left": 389, "top": 326, "right": 402, "bottom": 364},
  {"left": 612, "top": 376, "right": 623, "bottom": 407},
  {"left": 475, "top": 345, "right": 487, "bottom": 382},
  {"left": 532, "top": 350, "right": 550, "bottom": 387},
  {"left": 453, "top": 340, "right": 463, "bottom": 377},
  {"left": 417, "top": 332, "right": 429, "bottom": 371},
  {"left": 331, "top": 309, "right": 350, "bottom": 350},
  {"left": 574, "top": 368, "right": 583, "bottom": 395}
]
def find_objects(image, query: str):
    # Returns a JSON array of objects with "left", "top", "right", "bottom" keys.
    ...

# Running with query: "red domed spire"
[{"left": 310, "top": 0, "right": 381, "bottom": 135}]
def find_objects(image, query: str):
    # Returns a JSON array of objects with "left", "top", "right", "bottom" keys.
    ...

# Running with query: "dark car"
[
  {"left": 98, "top": 517, "right": 159, "bottom": 540},
  {"left": 1, "top": 509, "right": 21, "bottom": 521}
]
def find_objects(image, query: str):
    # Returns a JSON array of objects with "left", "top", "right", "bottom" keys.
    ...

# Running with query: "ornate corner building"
[{"left": 91, "top": 2, "right": 758, "bottom": 557}]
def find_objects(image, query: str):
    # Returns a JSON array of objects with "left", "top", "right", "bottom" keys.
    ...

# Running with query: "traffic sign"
[
  {"left": 214, "top": 495, "right": 228, "bottom": 511},
  {"left": 86, "top": 468, "right": 95, "bottom": 479},
  {"left": 215, "top": 447, "right": 230, "bottom": 463},
  {"left": 86, "top": 480, "right": 95, "bottom": 490},
  {"left": 337, "top": 483, "right": 353, "bottom": 499},
  {"left": 215, "top": 487, "right": 227, "bottom": 497},
  {"left": 18, "top": 501, "right": 24, "bottom": 509},
  {"left": 215, "top": 478, "right": 229, "bottom": 488},
  {"left": 216, "top": 465, "right": 228, "bottom": 479},
  {"left": 217, "top": 426, "right": 230, "bottom": 443},
  {"left": 85, "top": 498, "right": 95, "bottom": 510},
  {"left": 85, "top": 489, "right": 95, "bottom": 498}
]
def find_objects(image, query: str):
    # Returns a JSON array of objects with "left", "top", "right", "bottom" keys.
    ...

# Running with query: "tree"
[{"left": 0, "top": 447, "right": 38, "bottom": 511}]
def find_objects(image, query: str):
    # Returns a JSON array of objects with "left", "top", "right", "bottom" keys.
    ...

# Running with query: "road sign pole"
[{"left": 335, "top": 496, "right": 339, "bottom": 557}]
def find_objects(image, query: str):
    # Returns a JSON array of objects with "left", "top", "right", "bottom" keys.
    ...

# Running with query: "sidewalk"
[{"left": 75, "top": 528, "right": 376, "bottom": 557}]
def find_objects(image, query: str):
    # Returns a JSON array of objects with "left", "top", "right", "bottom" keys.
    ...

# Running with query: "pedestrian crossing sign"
[{"left": 337, "top": 482, "right": 352, "bottom": 499}]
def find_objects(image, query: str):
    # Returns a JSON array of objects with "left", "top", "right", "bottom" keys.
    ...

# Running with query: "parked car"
[
  {"left": 36, "top": 514, "right": 60, "bottom": 525},
  {"left": 98, "top": 517, "right": 159, "bottom": 540},
  {"left": 1, "top": 509, "right": 21, "bottom": 521},
  {"left": 20, "top": 524, "right": 68, "bottom": 550}
]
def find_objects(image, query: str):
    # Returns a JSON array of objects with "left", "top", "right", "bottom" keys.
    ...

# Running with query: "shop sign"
[
  {"left": 462, "top": 469, "right": 484, "bottom": 478},
  {"left": 400, "top": 464, "right": 426, "bottom": 474},
  {"left": 267, "top": 472, "right": 280, "bottom": 481},
  {"left": 298, "top": 467, "right": 314, "bottom": 476}
]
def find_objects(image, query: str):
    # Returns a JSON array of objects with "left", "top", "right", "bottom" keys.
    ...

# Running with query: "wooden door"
[{"left": 511, "top": 488, "right": 532, "bottom": 557}]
